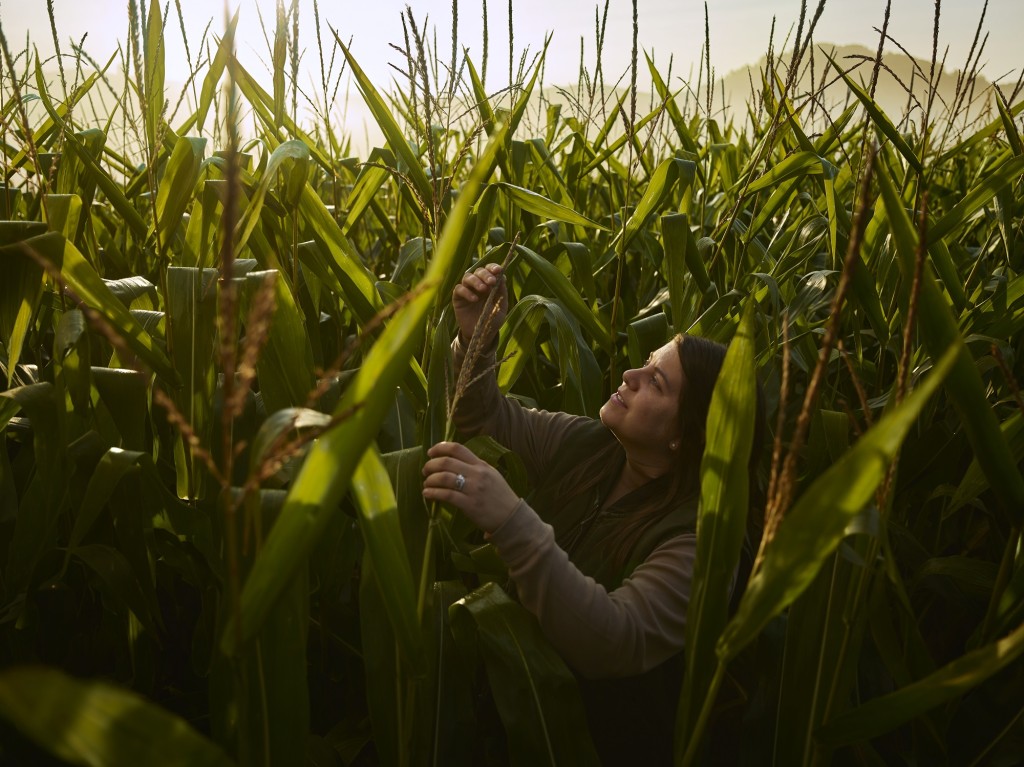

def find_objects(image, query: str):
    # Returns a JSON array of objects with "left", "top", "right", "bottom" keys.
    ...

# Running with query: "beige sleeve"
[
  {"left": 450, "top": 336, "right": 589, "bottom": 482},
  {"left": 487, "top": 499, "right": 695, "bottom": 679}
]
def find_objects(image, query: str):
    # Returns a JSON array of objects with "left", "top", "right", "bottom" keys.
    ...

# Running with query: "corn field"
[{"left": 0, "top": 0, "right": 1022, "bottom": 765}]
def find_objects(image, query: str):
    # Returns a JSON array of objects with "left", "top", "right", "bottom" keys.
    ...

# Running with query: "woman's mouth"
[{"left": 613, "top": 391, "right": 626, "bottom": 408}]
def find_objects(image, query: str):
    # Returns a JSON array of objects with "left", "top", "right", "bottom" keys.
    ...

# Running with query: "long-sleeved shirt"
[{"left": 452, "top": 336, "right": 697, "bottom": 679}]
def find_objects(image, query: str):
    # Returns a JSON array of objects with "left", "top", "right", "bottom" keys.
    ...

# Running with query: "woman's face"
[{"left": 599, "top": 341, "right": 684, "bottom": 466}]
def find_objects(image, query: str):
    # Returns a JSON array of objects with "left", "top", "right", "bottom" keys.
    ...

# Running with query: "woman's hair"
[
  {"left": 555, "top": 333, "right": 766, "bottom": 572},
  {"left": 672, "top": 334, "right": 766, "bottom": 502}
]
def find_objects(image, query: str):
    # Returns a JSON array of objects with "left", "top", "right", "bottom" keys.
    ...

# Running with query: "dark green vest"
[{"left": 525, "top": 419, "right": 697, "bottom": 766}]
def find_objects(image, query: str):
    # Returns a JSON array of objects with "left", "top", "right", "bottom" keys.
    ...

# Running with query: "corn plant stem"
[
  {"left": 803, "top": 552, "right": 841, "bottom": 767},
  {"left": 968, "top": 699, "right": 1024, "bottom": 767},
  {"left": 291, "top": 209, "right": 299, "bottom": 289},
  {"left": 762, "top": 145, "right": 875, "bottom": 548},
  {"left": 220, "top": 28, "right": 244, "bottom": 649},
  {"left": 418, "top": 248, "right": 514, "bottom": 622},
  {"left": 820, "top": 181, "right": 926, "bottom": 727},
  {"left": 416, "top": 504, "right": 441, "bottom": 624},
  {"left": 979, "top": 525, "right": 1020, "bottom": 643},
  {"left": 0, "top": 26, "right": 46, "bottom": 195},
  {"left": 396, "top": 642, "right": 409, "bottom": 767},
  {"left": 432, "top": 591, "right": 444, "bottom": 767},
  {"left": 680, "top": 660, "right": 726, "bottom": 767},
  {"left": 710, "top": 0, "right": 828, "bottom": 277},
  {"left": 255, "top": 639, "right": 271, "bottom": 767}
]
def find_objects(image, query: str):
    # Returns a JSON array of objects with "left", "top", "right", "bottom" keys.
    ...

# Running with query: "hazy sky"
[
  {"left": 3, "top": 0, "right": 1020, "bottom": 149},
  {"left": 5, "top": 0, "right": 1021, "bottom": 87}
]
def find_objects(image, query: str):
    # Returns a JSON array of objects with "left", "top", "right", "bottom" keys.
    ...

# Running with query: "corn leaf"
[
  {"left": 495, "top": 182, "right": 608, "bottom": 230},
  {"left": 824, "top": 51, "right": 923, "bottom": 173},
  {"left": 875, "top": 153, "right": 1024, "bottom": 522},
  {"left": 449, "top": 582, "right": 600, "bottom": 766},
  {"left": 615, "top": 157, "right": 697, "bottom": 252},
  {"left": 351, "top": 446, "right": 422, "bottom": 671},
  {"left": 676, "top": 301, "right": 757, "bottom": 755},
  {"left": 12, "top": 234, "right": 175, "bottom": 382},
  {"left": 718, "top": 346, "right": 957, "bottom": 659},
  {"left": 143, "top": 0, "right": 165, "bottom": 153},
  {"left": 155, "top": 136, "right": 205, "bottom": 247},
  {"left": 817, "top": 617, "right": 1024, "bottom": 746},
  {"left": 332, "top": 32, "right": 433, "bottom": 210},
  {"left": 0, "top": 666, "right": 232, "bottom": 767},
  {"left": 513, "top": 244, "right": 611, "bottom": 346},
  {"left": 927, "top": 154, "right": 1024, "bottom": 243},
  {"left": 222, "top": 125, "right": 508, "bottom": 651}
]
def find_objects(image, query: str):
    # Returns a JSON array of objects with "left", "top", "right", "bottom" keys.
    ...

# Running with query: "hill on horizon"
[
  {"left": 537, "top": 42, "right": 999, "bottom": 143},
  {"left": 18, "top": 42, "right": 1006, "bottom": 157}
]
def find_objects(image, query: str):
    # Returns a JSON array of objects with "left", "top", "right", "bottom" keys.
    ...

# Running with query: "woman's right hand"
[{"left": 453, "top": 263, "right": 507, "bottom": 345}]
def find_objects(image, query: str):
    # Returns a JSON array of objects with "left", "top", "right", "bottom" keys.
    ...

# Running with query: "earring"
[{"left": 669, "top": 440, "right": 680, "bottom": 450}]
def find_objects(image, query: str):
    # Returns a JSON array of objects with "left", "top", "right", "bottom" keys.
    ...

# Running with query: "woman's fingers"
[
  {"left": 421, "top": 442, "right": 519, "bottom": 532},
  {"left": 426, "top": 441, "right": 478, "bottom": 462},
  {"left": 452, "top": 283, "right": 480, "bottom": 303},
  {"left": 460, "top": 264, "right": 502, "bottom": 291}
]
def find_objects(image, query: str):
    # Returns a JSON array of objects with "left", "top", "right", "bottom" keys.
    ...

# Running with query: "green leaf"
[
  {"left": 67, "top": 448, "right": 150, "bottom": 555},
  {"left": 875, "top": 153, "right": 1024, "bottom": 523},
  {"left": 465, "top": 56, "right": 496, "bottom": 133},
  {"left": 717, "top": 346, "right": 958, "bottom": 659},
  {"left": 513, "top": 244, "right": 611, "bottom": 346},
  {"left": 994, "top": 89, "right": 1023, "bottom": 156},
  {"left": 228, "top": 61, "right": 335, "bottom": 173},
  {"left": 675, "top": 301, "right": 757, "bottom": 756},
  {"left": 331, "top": 33, "right": 433, "bottom": 210},
  {"left": 823, "top": 51, "right": 923, "bottom": 173},
  {"left": 817, "top": 618, "right": 1024, "bottom": 746},
  {"left": 449, "top": 582, "right": 600, "bottom": 766},
  {"left": 166, "top": 267, "right": 218, "bottom": 498},
  {"left": 155, "top": 135, "right": 205, "bottom": 247},
  {"left": 936, "top": 97, "right": 1024, "bottom": 164},
  {"left": 43, "top": 194, "right": 83, "bottom": 240},
  {"left": 927, "top": 154, "right": 1024, "bottom": 243},
  {"left": 950, "top": 411, "right": 1024, "bottom": 513},
  {"left": 351, "top": 446, "right": 422, "bottom": 671},
  {"left": 73, "top": 542, "right": 161, "bottom": 638},
  {"left": 646, "top": 52, "right": 700, "bottom": 157},
  {"left": 495, "top": 183, "right": 608, "bottom": 230},
  {"left": 235, "top": 140, "right": 310, "bottom": 256},
  {"left": 194, "top": 12, "right": 237, "bottom": 133},
  {"left": 0, "top": 237, "right": 45, "bottom": 386},
  {"left": 10, "top": 233, "right": 174, "bottom": 380},
  {"left": 104, "top": 275, "right": 157, "bottom": 309},
  {"left": 223, "top": 123, "right": 508, "bottom": 652},
  {"left": 30, "top": 64, "right": 148, "bottom": 242},
  {"left": 0, "top": 666, "right": 232, "bottom": 767},
  {"left": 297, "top": 183, "right": 381, "bottom": 323},
  {"left": 243, "top": 270, "right": 315, "bottom": 413},
  {"left": 614, "top": 157, "right": 697, "bottom": 252},
  {"left": 144, "top": 0, "right": 165, "bottom": 153},
  {"left": 744, "top": 151, "right": 830, "bottom": 194},
  {"left": 93, "top": 368, "right": 150, "bottom": 450},
  {"left": 1, "top": 383, "right": 66, "bottom": 595}
]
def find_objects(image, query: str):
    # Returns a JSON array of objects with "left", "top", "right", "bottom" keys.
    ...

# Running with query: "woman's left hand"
[{"left": 422, "top": 441, "right": 520, "bottom": 533}]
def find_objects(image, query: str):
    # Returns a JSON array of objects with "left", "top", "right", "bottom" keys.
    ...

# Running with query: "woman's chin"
[{"left": 598, "top": 405, "right": 617, "bottom": 431}]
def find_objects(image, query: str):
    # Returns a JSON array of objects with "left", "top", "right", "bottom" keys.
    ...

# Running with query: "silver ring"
[{"left": 454, "top": 473, "right": 466, "bottom": 492}]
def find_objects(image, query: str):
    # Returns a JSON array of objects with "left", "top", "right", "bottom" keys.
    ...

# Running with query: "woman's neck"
[{"left": 604, "top": 457, "right": 671, "bottom": 509}]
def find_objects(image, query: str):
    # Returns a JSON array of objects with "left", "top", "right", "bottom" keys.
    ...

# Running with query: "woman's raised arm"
[{"left": 448, "top": 265, "right": 589, "bottom": 483}]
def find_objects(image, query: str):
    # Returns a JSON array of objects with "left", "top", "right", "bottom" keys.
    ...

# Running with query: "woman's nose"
[{"left": 622, "top": 367, "right": 639, "bottom": 388}]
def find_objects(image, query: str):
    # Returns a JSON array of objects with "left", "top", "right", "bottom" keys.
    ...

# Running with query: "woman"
[{"left": 422, "top": 264, "right": 764, "bottom": 764}]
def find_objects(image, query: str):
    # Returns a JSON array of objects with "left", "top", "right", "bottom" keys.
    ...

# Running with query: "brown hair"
[{"left": 554, "top": 334, "right": 766, "bottom": 572}]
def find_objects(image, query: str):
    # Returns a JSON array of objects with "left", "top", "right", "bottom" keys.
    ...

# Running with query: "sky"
[{"left": 2, "top": 0, "right": 1021, "bottom": 144}]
